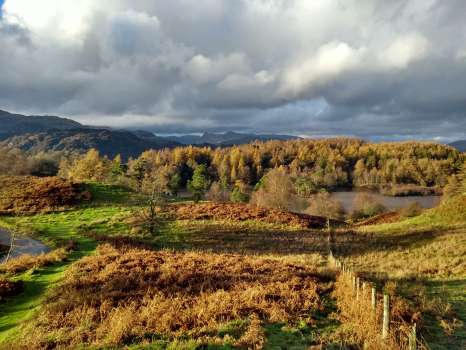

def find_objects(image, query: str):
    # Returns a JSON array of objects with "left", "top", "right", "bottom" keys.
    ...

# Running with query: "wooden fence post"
[
  {"left": 409, "top": 323, "right": 417, "bottom": 350},
  {"left": 356, "top": 277, "right": 360, "bottom": 300},
  {"left": 382, "top": 294, "right": 390, "bottom": 340},
  {"left": 371, "top": 287, "right": 376, "bottom": 311}
]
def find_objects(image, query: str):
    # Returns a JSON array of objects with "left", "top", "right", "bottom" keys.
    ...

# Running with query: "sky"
[{"left": 0, "top": 1, "right": 465, "bottom": 141}]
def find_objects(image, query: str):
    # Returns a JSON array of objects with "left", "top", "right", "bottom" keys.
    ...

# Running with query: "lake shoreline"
[
  {"left": 0, "top": 228, "right": 50, "bottom": 263},
  {"left": 326, "top": 185, "right": 442, "bottom": 197},
  {"left": 326, "top": 190, "right": 441, "bottom": 214}
]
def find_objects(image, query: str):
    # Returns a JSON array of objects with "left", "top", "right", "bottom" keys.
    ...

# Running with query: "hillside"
[
  {"left": 0, "top": 110, "right": 82, "bottom": 140},
  {"left": 162, "top": 131, "right": 299, "bottom": 145},
  {"left": 450, "top": 140, "right": 466, "bottom": 152},
  {"left": 0, "top": 109, "right": 300, "bottom": 157},
  {"left": 1, "top": 129, "right": 179, "bottom": 159},
  {"left": 0, "top": 181, "right": 464, "bottom": 348}
]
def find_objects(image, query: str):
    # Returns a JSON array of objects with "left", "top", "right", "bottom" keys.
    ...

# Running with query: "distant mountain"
[
  {"left": 162, "top": 131, "right": 299, "bottom": 146},
  {"left": 0, "top": 109, "right": 298, "bottom": 158},
  {"left": 0, "top": 109, "right": 82, "bottom": 140},
  {"left": 449, "top": 140, "right": 466, "bottom": 152},
  {"left": 1, "top": 129, "right": 179, "bottom": 160}
]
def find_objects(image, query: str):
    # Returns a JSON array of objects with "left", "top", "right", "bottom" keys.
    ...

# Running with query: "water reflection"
[{"left": 329, "top": 191, "right": 441, "bottom": 213}]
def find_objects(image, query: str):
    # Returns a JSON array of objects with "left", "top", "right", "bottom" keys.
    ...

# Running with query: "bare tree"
[
  {"left": 138, "top": 187, "right": 167, "bottom": 235},
  {"left": 4, "top": 228, "right": 17, "bottom": 264}
]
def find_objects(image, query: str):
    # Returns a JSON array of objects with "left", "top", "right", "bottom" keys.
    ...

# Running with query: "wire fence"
[{"left": 327, "top": 227, "right": 423, "bottom": 350}]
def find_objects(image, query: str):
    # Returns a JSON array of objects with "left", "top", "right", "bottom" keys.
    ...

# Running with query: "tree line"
[
  {"left": 2, "top": 138, "right": 464, "bottom": 198},
  {"left": 57, "top": 138, "right": 463, "bottom": 193}
]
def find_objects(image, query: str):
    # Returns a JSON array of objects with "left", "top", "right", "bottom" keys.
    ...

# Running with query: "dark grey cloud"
[{"left": 0, "top": 0, "right": 465, "bottom": 141}]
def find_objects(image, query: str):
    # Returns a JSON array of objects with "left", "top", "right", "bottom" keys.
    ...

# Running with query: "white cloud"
[
  {"left": 0, "top": 0, "right": 466, "bottom": 139},
  {"left": 2, "top": 0, "right": 101, "bottom": 38},
  {"left": 380, "top": 33, "right": 429, "bottom": 69},
  {"left": 280, "top": 42, "right": 367, "bottom": 97},
  {"left": 185, "top": 53, "right": 251, "bottom": 85}
]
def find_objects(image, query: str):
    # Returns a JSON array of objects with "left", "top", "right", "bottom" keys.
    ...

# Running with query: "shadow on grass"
[
  {"left": 84, "top": 182, "right": 145, "bottom": 207},
  {"left": 332, "top": 227, "right": 462, "bottom": 258},
  {"left": 421, "top": 279, "right": 466, "bottom": 350},
  {"left": 154, "top": 219, "right": 331, "bottom": 256}
]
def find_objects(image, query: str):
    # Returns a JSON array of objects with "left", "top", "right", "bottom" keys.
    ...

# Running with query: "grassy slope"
[
  {"left": 350, "top": 196, "right": 466, "bottom": 349},
  {"left": 0, "top": 184, "right": 137, "bottom": 343},
  {"left": 0, "top": 185, "right": 335, "bottom": 349},
  {"left": 3, "top": 183, "right": 463, "bottom": 348}
]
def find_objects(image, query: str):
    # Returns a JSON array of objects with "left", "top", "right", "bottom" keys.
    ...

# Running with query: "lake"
[
  {"left": 328, "top": 191, "right": 442, "bottom": 213},
  {"left": 0, "top": 228, "right": 50, "bottom": 263}
]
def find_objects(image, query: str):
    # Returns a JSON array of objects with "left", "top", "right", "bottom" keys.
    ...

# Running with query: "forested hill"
[
  {"left": 56, "top": 138, "right": 463, "bottom": 195},
  {"left": 0, "top": 110, "right": 82, "bottom": 139},
  {"left": 0, "top": 109, "right": 179, "bottom": 158},
  {"left": 0, "top": 109, "right": 300, "bottom": 158},
  {"left": 1, "top": 129, "right": 180, "bottom": 160}
]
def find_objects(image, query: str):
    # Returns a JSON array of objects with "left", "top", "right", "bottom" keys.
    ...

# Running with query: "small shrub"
[
  {"left": 307, "top": 191, "right": 345, "bottom": 221},
  {"left": 230, "top": 186, "right": 249, "bottom": 203},
  {"left": 206, "top": 181, "right": 230, "bottom": 202},
  {"left": 0, "top": 279, "right": 24, "bottom": 300},
  {"left": 167, "top": 202, "right": 331, "bottom": 229},
  {"left": 0, "top": 176, "right": 89, "bottom": 214},
  {"left": 350, "top": 193, "right": 387, "bottom": 220},
  {"left": 0, "top": 248, "right": 69, "bottom": 274},
  {"left": 399, "top": 202, "right": 423, "bottom": 218}
]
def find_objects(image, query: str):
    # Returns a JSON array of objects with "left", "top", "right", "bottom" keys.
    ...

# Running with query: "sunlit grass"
[{"left": 337, "top": 195, "right": 466, "bottom": 349}]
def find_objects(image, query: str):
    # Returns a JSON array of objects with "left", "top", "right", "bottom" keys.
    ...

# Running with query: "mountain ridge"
[
  {"left": 160, "top": 131, "right": 299, "bottom": 145},
  {"left": 1, "top": 129, "right": 179, "bottom": 160},
  {"left": 0, "top": 109, "right": 82, "bottom": 139},
  {"left": 0, "top": 109, "right": 301, "bottom": 158},
  {"left": 449, "top": 140, "right": 466, "bottom": 152}
]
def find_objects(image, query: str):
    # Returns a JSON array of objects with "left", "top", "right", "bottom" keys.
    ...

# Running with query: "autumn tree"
[
  {"left": 109, "top": 154, "right": 127, "bottom": 184},
  {"left": 206, "top": 181, "right": 230, "bottom": 202},
  {"left": 295, "top": 176, "right": 318, "bottom": 197},
  {"left": 307, "top": 191, "right": 345, "bottom": 221},
  {"left": 443, "top": 161, "right": 466, "bottom": 200},
  {"left": 443, "top": 175, "right": 462, "bottom": 200},
  {"left": 230, "top": 180, "right": 250, "bottom": 203},
  {"left": 64, "top": 149, "right": 110, "bottom": 182},
  {"left": 50, "top": 139, "right": 464, "bottom": 195},
  {"left": 168, "top": 171, "right": 182, "bottom": 196},
  {"left": 250, "top": 168, "right": 294, "bottom": 210},
  {"left": 128, "top": 157, "right": 148, "bottom": 190}
]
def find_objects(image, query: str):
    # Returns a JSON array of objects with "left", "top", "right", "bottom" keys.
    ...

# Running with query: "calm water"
[
  {"left": 0, "top": 228, "right": 50, "bottom": 263},
  {"left": 329, "top": 191, "right": 441, "bottom": 213}
]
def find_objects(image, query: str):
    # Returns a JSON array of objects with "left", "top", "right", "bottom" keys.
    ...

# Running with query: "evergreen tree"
[
  {"left": 168, "top": 172, "right": 182, "bottom": 196},
  {"left": 110, "top": 154, "right": 126, "bottom": 183},
  {"left": 188, "top": 164, "right": 211, "bottom": 202}
]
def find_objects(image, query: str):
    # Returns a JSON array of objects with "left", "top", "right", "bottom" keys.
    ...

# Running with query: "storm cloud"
[{"left": 1, "top": 0, "right": 466, "bottom": 140}]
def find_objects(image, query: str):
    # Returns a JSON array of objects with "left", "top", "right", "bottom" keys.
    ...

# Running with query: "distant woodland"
[{"left": 2, "top": 139, "right": 463, "bottom": 198}]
